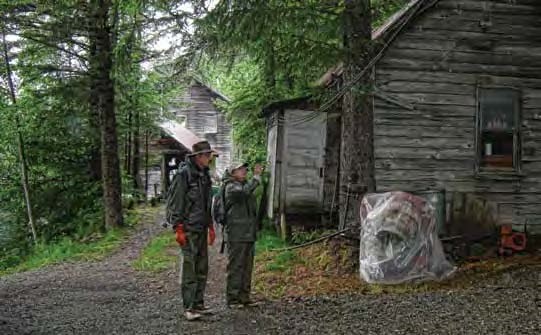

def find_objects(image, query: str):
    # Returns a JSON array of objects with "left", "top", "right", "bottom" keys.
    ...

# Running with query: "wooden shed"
[
  {"left": 269, "top": 0, "right": 541, "bottom": 234},
  {"left": 262, "top": 97, "right": 341, "bottom": 226}
]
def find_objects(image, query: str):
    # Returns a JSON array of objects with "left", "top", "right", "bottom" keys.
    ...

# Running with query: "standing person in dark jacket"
[
  {"left": 224, "top": 161, "right": 263, "bottom": 308},
  {"left": 166, "top": 141, "right": 216, "bottom": 321}
]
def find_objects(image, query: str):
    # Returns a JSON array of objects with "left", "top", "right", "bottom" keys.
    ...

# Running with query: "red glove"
[
  {"left": 208, "top": 224, "right": 216, "bottom": 246},
  {"left": 175, "top": 224, "right": 187, "bottom": 246}
]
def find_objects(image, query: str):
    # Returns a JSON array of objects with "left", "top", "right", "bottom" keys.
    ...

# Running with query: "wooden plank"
[
  {"left": 385, "top": 92, "right": 475, "bottom": 106},
  {"left": 375, "top": 125, "right": 475, "bottom": 138},
  {"left": 375, "top": 100, "right": 475, "bottom": 117},
  {"left": 376, "top": 69, "right": 541, "bottom": 89},
  {"left": 376, "top": 158, "right": 473, "bottom": 171},
  {"left": 425, "top": 8, "right": 541, "bottom": 27},
  {"left": 375, "top": 136, "right": 474, "bottom": 150},
  {"left": 375, "top": 147, "right": 474, "bottom": 160},
  {"left": 376, "top": 169, "right": 475, "bottom": 181},
  {"left": 385, "top": 48, "right": 541, "bottom": 69},
  {"left": 375, "top": 179, "right": 536, "bottom": 194},
  {"left": 378, "top": 57, "right": 541, "bottom": 79},
  {"left": 435, "top": 0, "right": 541, "bottom": 15},
  {"left": 479, "top": 192, "right": 541, "bottom": 203},
  {"left": 378, "top": 81, "right": 474, "bottom": 95},
  {"left": 414, "top": 19, "right": 541, "bottom": 38}
]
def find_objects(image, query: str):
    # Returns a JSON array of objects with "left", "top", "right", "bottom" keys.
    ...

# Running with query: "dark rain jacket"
[{"left": 166, "top": 158, "right": 212, "bottom": 232}]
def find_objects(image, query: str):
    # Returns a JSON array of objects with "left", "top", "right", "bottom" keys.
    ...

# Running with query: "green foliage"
[
  {"left": 0, "top": 0, "right": 186, "bottom": 271},
  {"left": 195, "top": 0, "right": 410, "bottom": 164},
  {"left": 0, "top": 228, "right": 125, "bottom": 276},
  {"left": 132, "top": 231, "right": 177, "bottom": 272}
]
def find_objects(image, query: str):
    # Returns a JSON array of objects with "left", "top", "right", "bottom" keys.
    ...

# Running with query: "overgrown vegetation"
[
  {"left": 0, "top": 1, "right": 185, "bottom": 271},
  {"left": 254, "top": 232, "right": 541, "bottom": 300},
  {"left": 0, "top": 207, "right": 142, "bottom": 276}
]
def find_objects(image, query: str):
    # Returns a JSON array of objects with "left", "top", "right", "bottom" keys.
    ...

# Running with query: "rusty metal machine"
[{"left": 498, "top": 223, "right": 527, "bottom": 256}]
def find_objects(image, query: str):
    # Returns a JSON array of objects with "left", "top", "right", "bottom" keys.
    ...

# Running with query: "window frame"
[{"left": 475, "top": 85, "right": 522, "bottom": 175}]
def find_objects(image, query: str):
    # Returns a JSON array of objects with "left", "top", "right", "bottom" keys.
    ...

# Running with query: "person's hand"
[
  {"left": 254, "top": 164, "right": 263, "bottom": 176},
  {"left": 175, "top": 224, "right": 187, "bottom": 246},
  {"left": 208, "top": 224, "right": 216, "bottom": 246}
]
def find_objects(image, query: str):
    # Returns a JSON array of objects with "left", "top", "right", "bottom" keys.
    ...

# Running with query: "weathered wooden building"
[
  {"left": 170, "top": 77, "right": 232, "bottom": 176},
  {"left": 266, "top": 0, "right": 541, "bottom": 233},
  {"left": 143, "top": 78, "right": 231, "bottom": 199}
]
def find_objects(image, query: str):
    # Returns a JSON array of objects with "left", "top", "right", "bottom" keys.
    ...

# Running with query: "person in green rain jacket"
[
  {"left": 166, "top": 141, "right": 216, "bottom": 321},
  {"left": 223, "top": 161, "right": 263, "bottom": 308}
]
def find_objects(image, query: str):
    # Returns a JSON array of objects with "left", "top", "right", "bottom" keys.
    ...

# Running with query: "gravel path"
[{"left": 1, "top": 210, "right": 540, "bottom": 335}]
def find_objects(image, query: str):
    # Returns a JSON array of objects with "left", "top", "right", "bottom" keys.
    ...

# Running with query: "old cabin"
[
  {"left": 170, "top": 77, "right": 232, "bottom": 176},
  {"left": 267, "top": 0, "right": 541, "bottom": 234},
  {"left": 144, "top": 78, "right": 231, "bottom": 199}
]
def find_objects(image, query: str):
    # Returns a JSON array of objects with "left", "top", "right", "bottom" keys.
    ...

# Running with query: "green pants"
[
  {"left": 181, "top": 231, "right": 208, "bottom": 310},
  {"left": 226, "top": 242, "right": 255, "bottom": 304}
]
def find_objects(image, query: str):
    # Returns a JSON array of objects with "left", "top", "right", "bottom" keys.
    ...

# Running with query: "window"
[
  {"left": 203, "top": 114, "right": 218, "bottom": 134},
  {"left": 476, "top": 88, "right": 521, "bottom": 171}
]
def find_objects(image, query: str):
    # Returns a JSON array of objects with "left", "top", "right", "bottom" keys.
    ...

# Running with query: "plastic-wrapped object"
[{"left": 359, "top": 191, "right": 455, "bottom": 284}]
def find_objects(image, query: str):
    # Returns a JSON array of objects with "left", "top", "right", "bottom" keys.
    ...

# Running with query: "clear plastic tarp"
[{"left": 359, "top": 191, "right": 455, "bottom": 284}]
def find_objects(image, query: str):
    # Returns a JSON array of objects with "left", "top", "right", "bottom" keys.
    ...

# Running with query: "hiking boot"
[
  {"left": 193, "top": 305, "right": 213, "bottom": 315},
  {"left": 242, "top": 300, "right": 262, "bottom": 307},
  {"left": 183, "top": 310, "right": 203, "bottom": 321},
  {"left": 227, "top": 303, "right": 245, "bottom": 309}
]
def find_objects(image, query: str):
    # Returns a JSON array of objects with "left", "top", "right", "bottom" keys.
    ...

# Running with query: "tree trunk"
[
  {"left": 339, "top": 0, "right": 375, "bottom": 231},
  {"left": 89, "top": 0, "right": 123, "bottom": 229},
  {"left": 1, "top": 26, "right": 38, "bottom": 244},
  {"left": 144, "top": 129, "right": 149, "bottom": 201},
  {"left": 88, "top": 37, "right": 102, "bottom": 183},
  {"left": 131, "top": 106, "right": 142, "bottom": 193},
  {"left": 125, "top": 109, "right": 132, "bottom": 175}
]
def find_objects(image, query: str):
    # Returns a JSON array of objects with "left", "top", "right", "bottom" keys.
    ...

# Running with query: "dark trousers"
[
  {"left": 181, "top": 231, "right": 208, "bottom": 310},
  {"left": 226, "top": 242, "right": 255, "bottom": 304}
]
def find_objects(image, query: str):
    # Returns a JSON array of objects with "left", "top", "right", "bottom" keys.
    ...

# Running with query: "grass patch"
[
  {"left": 256, "top": 228, "right": 297, "bottom": 272},
  {"left": 0, "top": 205, "right": 146, "bottom": 277},
  {"left": 133, "top": 231, "right": 178, "bottom": 273}
]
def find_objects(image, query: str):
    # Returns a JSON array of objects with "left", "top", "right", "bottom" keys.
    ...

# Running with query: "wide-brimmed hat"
[{"left": 188, "top": 141, "right": 213, "bottom": 156}]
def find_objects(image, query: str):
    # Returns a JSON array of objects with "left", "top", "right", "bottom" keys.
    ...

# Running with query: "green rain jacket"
[
  {"left": 166, "top": 158, "right": 212, "bottom": 232},
  {"left": 224, "top": 175, "right": 260, "bottom": 242}
]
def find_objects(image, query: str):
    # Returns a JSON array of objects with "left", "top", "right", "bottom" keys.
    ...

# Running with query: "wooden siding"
[
  {"left": 374, "top": 0, "right": 541, "bottom": 231},
  {"left": 265, "top": 113, "right": 279, "bottom": 218},
  {"left": 170, "top": 83, "right": 232, "bottom": 176},
  {"left": 283, "top": 110, "right": 327, "bottom": 212}
]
